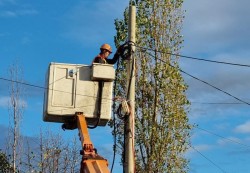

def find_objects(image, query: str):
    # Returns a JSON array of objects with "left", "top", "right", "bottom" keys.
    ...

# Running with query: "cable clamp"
[{"left": 121, "top": 100, "right": 130, "bottom": 115}]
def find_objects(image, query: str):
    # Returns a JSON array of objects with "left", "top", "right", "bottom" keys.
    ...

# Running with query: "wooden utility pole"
[{"left": 124, "top": 5, "right": 136, "bottom": 173}]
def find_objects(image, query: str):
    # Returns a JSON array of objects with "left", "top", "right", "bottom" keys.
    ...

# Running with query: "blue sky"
[{"left": 1, "top": 0, "right": 250, "bottom": 173}]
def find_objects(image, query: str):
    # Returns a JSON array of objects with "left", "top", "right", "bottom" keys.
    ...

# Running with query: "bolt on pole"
[{"left": 124, "top": 5, "right": 136, "bottom": 173}]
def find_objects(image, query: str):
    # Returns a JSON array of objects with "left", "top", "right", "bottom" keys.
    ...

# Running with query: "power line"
[
  {"left": 189, "top": 145, "right": 227, "bottom": 173},
  {"left": 191, "top": 102, "right": 244, "bottom": 105},
  {"left": 127, "top": 42, "right": 233, "bottom": 172},
  {"left": 135, "top": 45, "right": 250, "bottom": 67},
  {"left": 0, "top": 77, "right": 113, "bottom": 102},
  {"left": 1, "top": 75, "right": 124, "bottom": 132},
  {"left": 195, "top": 126, "right": 250, "bottom": 149},
  {"left": 0, "top": 77, "right": 45, "bottom": 90},
  {"left": 178, "top": 68, "right": 250, "bottom": 106},
  {"left": 48, "top": 67, "right": 80, "bottom": 86},
  {"left": 130, "top": 44, "right": 250, "bottom": 106},
  {"left": 136, "top": 54, "right": 250, "bottom": 106}
]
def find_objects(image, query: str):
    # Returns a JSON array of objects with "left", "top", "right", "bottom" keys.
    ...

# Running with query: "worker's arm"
[
  {"left": 106, "top": 52, "right": 120, "bottom": 64},
  {"left": 106, "top": 45, "right": 124, "bottom": 64}
]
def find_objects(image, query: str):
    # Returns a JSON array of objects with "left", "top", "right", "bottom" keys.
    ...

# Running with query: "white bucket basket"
[{"left": 43, "top": 62, "right": 115, "bottom": 126}]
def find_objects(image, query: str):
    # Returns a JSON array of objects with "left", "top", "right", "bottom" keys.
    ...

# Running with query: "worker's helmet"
[{"left": 100, "top": 44, "right": 112, "bottom": 53}]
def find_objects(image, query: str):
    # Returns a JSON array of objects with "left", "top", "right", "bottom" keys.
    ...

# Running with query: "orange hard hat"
[{"left": 100, "top": 44, "right": 112, "bottom": 53}]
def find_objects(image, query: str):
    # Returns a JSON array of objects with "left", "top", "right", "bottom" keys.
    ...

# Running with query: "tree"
[
  {"left": 113, "top": 0, "right": 192, "bottom": 172},
  {"left": 35, "top": 129, "right": 81, "bottom": 173},
  {"left": 6, "top": 62, "right": 25, "bottom": 172},
  {"left": 0, "top": 151, "right": 11, "bottom": 173},
  {"left": 5, "top": 128, "right": 82, "bottom": 173},
  {"left": 3, "top": 62, "right": 81, "bottom": 173}
]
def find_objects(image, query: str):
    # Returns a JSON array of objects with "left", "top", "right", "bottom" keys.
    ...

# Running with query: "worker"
[{"left": 92, "top": 43, "right": 123, "bottom": 64}]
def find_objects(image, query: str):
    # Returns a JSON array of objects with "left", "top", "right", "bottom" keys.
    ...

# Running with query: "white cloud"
[
  {"left": 187, "top": 144, "right": 213, "bottom": 156},
  {"left": 21, "top": 36, "right": 31, "bottom": 45},
  {"left": 194, "top": 144, "right": 212, "bottom": 151},
  {"left": 0, "top": 0, "right": 38, "bottom": 18},
  {"left": 181, "top": 51, "right": 250, "bottom": 120},
  {"left": 0, "top": 32, "right": 7, "bottom": 37},
  {"left": 234, "top": 121, "right": 250, "bottom": 134},
  {"left": 0, "top": 96, "right": 27, "bottom": 109},
  {"left": 217, "top": 136, "right": 242, "bottom": 146},
  {"left": 18, "top": 9, "right": 38, "bottom": 16},
  {"left": 178, "top": 0, "right": 250, "bottom": 121},
  {"left": 183, "top": 0, "right": 250, "bottom": 55},
  {"left": 0, "top": 96, "right": 9, "bottom": 108},
  {"left": 0, "top": 10, "right": 16, "bottom": 17},
  {"left": 0, "top": 9, "right": 38, "bottom": 18},
  {"left": 0, "top": 0, "right": 16, "bottom": 6}
]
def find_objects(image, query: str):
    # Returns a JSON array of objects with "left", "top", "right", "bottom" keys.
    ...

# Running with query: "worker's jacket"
[{"left": 92, "top": 53, "right": 120, "bottom": 64}]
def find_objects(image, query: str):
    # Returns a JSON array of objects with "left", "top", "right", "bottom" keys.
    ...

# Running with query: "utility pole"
[{"left": 124, "top": 5, "right": 136, "bottom": 173}]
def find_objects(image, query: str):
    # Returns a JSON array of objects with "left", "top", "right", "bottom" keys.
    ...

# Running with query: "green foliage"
[
  {"left": 0, "top": 151, "right": 11, "bottom": 173},
  {"left": 114, "top": 0, "right": 192, "bottom": 172}
]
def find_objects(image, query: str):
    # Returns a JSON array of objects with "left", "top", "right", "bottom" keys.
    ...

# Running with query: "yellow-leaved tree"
[{"left": 112, "top": 0, "right": 192, "bottom": 172}]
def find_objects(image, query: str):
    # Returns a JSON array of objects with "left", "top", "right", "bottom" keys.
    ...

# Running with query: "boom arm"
[{"left": 76, "top": 112, "right": 110, "bottom": 173}]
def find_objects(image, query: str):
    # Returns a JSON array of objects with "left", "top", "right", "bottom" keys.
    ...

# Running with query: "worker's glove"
[{"left": 116, "top": 44, "right": 125, "bottom": 54}]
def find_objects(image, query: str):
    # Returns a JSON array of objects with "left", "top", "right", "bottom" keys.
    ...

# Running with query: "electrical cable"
[
  {"left": 48, "top": 67, "right": 80, "bottom": 86},
  {"left": 110, "top": 53, "right": 120, "bottom": 173},
  {"left": 115, "top": 41, "right": 250, "bottom": 172},
  {"left": 133, "top": 42, "right": 250, "bottom": 170},
  {"left": 0, "top": 77, "right": 45, "bottom": 90},
  {"left": 116, "top": 102, "right": 130, "bottom": 120},
  {"left": 4, "top": 41, "right": 248, "bottom": 172},
  {"left": 178, "top": 68, "right": 250, "bottom": 106},
  {"left": 189, "top": 144, "right": 227, "bottom": 173},
  {"left": 87, "top": 81, "right": 103, "bottom": 129},
  {"left": 1, "top": 70, "right": 131, "bottom": 132},
  {"left": 126, "top": 57, "right": 135, "bottom": 99},
  {"left": 134, "top": 54, "right": 250, "bottom": 106},
  {"left": 0, "top": 74, "right": 123, "bottom": 129},
  {"left": 195, "top": 126, "right": 250, "bottom": 149},
  {"left": 134, "top": 45, "right": 250, "bottom": 67},
  {"left": 191, "top": 102, "right": 244, "bottom": 105},
  {"left": 0, "top": 77, "right": 113, "bottom": 102},
  {"left": 123, "top": 42, "right": 250, "bottom": 106},
  {"left": 110, "top": 51, "right": 133, "bottom": 172},
  {"left": 110, "top": 41, "right": 136, "bottom": 172}
]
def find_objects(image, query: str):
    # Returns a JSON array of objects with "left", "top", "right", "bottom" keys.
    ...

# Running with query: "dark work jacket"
[{"left": 92, "top": 53, "right": 120, "bottom": 64}]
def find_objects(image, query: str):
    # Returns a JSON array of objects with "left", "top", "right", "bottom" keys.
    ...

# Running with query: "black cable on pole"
[
  {"left": 189, "top": 145, "right": 227, "bottom": 173},
  {"left": 87, "top": 81, "right": 103, "bottom": 129},
  {"left": 110, "top": 54, "right": 121, "bottom": 173},
  {"left": 126, "top": 57, "right": 135, "bottom": 99},
  {"left": 135, "top": 45, "right": 250, "bottom": 67}
]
